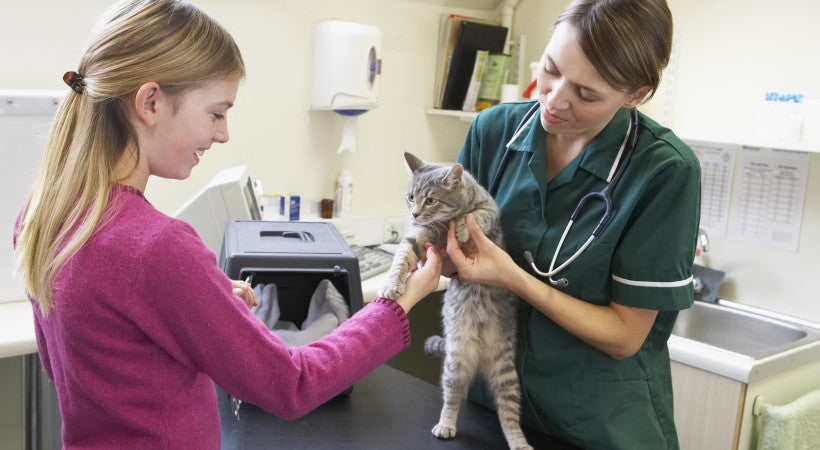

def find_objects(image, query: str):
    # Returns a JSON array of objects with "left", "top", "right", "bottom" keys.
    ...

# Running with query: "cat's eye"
[
  {"left": 425, "top": 198, "right": 438, "bottom": 206},
  {"left": 407, "top": 194, "right": 415, "bottom": 202}
]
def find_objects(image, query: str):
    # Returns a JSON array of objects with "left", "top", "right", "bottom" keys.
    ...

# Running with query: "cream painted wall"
[
  {"left": 150, "top": 0, "right": 488, "bottom": 218},
  {"left": 3, "top": 0, "right": 818, "bottom": 321},
  {"left": 511, "top": 0, "right": 820, "bottom": 322},
  {"left": 1, "top": 0, "right": 491, "bottom": 220},
  {"left": 662, "top": 0, "right": 820, "bottom": 323}
]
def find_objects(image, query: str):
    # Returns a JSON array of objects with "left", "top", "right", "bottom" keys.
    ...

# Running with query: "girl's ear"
[
  {"left": 624, "top": 86, "right": 652, "bottom": 109},
  {"left": 133, "top": 82, "right": 162, "bottom": 126}
]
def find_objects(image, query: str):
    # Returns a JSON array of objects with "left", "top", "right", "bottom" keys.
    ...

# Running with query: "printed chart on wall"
[
  {"left": 688, "top": 140, "right": 736, "bottom": 239},
  {"left": 727, "top": 146, "right": 810, "bottom": 251}
]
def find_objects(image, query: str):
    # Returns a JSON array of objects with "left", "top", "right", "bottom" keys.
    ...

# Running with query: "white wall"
[
  {"left": 1, "top": 0, "right": 492, "bottom": 219},
  {"left": 511, "top": 0, "right": 820, "bottom": 322},
  {"left": 3, "top": 0, "right": 818, "bottom": 322},
  {"left": 663, "top": 0, "right": 820, "bottom": 323}
]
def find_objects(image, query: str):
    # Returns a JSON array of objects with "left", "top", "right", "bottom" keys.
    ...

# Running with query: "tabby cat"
[{"left": 379, "top": 152, "right": 531, "bottom": 449}]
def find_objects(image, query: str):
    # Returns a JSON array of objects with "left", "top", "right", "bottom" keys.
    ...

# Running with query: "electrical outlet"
[
  {"left": 330, "top": 216, "right": 383, "bottom": 246},
  {"left": 382, "top": 214, "right": 407, "bottom": 244}
]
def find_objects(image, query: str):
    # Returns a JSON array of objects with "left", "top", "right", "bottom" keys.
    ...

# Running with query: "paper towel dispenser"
[{"left": 310, "top": 20, "right": 382, "bottom": 112}]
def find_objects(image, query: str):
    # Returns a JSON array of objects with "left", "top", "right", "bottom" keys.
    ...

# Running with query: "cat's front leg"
[
  {"left": 467, "top": 205, "right": 498, "bottom": 235},
  {"left": 456, "top": 206, "right": 498, "bottom": 243},
  {"left": 454, "top": 216, "right": 470, "bottom": 243},
  {"left": 377, "top": 241, "right": 418, "bottom": 300}
]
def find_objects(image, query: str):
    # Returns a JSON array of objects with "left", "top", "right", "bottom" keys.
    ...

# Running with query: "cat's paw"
[
  {"left": 432, "top": 423, "right": 457, "bottom": 439},
  {"left": 455, "top": 218, "right": 470, "bottom": 243},
  {"left": 378, "top": 282, "right": 405, "bottom": 300},
  {"left": 505, "top": 433, "right": 533, "bottom": 449}
]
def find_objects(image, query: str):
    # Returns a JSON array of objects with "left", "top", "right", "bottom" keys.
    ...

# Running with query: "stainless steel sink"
[{"left": 672, "top": 301, "right": 820, "bottom": 359}]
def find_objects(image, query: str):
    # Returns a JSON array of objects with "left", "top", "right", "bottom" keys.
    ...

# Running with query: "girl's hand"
[
  {"left": 446, "top": 214, "right": 516, "bottom": 289},
  {"left": 395, "top": 244, "right": 443, "bottom": 313},
  {"left": 231, "top": 279, "right": 257, "bottom": 308}
]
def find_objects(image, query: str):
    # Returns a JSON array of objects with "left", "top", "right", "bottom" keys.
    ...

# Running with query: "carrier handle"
[{"left": 259, "top": 230, "right": 315, "bottom": 242}]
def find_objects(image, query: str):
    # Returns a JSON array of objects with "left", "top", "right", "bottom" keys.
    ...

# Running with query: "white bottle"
[{"left": 334, "top": 169, "right": 353, "bottom": 218}]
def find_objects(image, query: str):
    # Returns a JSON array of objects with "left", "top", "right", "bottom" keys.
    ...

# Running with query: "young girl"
[{"left": 13, "top": 1, "right": 441, "bottom": 448}]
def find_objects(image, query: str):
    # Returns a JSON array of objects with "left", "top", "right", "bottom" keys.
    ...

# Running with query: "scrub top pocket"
[{"left": 569, "top": 378, "right": 668, "bottom": 450}]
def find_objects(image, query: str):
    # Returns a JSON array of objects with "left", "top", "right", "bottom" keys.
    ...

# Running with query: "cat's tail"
[{"left": 424, "top": 335, "right": 446, "bottom": 358}]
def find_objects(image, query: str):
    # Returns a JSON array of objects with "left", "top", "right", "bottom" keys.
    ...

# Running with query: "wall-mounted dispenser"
[{"left": 311, "top": 20, "right": 382, "bottom": 154}]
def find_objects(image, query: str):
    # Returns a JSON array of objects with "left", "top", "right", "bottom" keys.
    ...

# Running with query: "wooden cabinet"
[
  {"left": 672, "top": 356, "right": 820, "bottom": 449},
  {"left": 0, "top": 355, "right": 26, "bottom": 449},
  {"left": 671, "top": 361, "right": 746, "bottom": 449}
]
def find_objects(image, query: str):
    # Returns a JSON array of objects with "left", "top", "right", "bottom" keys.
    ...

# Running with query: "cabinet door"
[
  {"left": 0, "top": 355, "right": 26, "bottom": 449},
  {"left": 671, "top": 361, "right": 745, "bottom": 450}
]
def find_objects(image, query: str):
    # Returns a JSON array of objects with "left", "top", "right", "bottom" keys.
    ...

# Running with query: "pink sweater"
[{"left": 20, "top": 185, "right": 410, "bottom": 449}]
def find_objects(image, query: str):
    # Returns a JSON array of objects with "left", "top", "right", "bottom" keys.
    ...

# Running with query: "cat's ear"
[
  {"left": 404, "top": 152, "right": 424, "bottom": 174},
  {"left": 448, "top": 164, "right": 464, "bottom": 185}
]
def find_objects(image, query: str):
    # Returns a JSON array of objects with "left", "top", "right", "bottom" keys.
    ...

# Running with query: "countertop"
[
  {"left": 6, "top": 281, "right": 819, "bottom": 387},
  {"left": 218, "top": 363, "right": 574, "bottom": 449},
  {"left": 0, "top": 271, "right": 447, "bottom": 359},
  {"left": 668, "top": 332, "right": 820, "bottom": 383},
  {"left": 668, "top": 299, "right": 820, "bottom": 383},
  {"left": 0, "top": 300, "right": 35, "bottom": 358}
]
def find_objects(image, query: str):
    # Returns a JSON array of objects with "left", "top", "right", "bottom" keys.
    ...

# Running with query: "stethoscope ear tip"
[{"left": 551, "top": 278, "right": 569, "bottom": 287}]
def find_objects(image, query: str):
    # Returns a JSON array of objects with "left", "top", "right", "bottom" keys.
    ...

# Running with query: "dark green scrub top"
[{"left": 459, "top": 100, "right": 700, "bottom": 450}]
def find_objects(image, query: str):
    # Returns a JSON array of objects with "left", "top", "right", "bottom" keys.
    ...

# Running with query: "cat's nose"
[{"left": 412, "top": 212, "right": 420, "bottom": 219}]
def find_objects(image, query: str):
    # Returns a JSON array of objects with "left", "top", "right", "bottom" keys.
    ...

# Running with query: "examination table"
[{"left": 217, "top": 364, "right": 577, "bottom": 449}]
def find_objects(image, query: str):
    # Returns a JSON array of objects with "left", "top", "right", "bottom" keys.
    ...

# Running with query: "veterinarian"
[
  {"left": 444, "top": 0, "right": 700, "bottom": 448},
  {"left": 12, "top": 0, "right": 442, "bottom": 447}
]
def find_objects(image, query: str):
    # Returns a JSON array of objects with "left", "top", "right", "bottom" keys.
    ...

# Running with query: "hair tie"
[{"left": 63, "top": 71, "right": 86, "bottom": 94}]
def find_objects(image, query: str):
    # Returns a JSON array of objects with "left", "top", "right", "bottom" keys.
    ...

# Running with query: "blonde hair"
[
  {"left": 14, "top": 0, "right": 245, "bottom": 315},
  {"left": 555, "top": 0, "right": 673, "bottom": 102}
]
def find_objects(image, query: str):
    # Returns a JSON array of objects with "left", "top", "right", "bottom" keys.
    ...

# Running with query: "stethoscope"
[{"left": 488, "top": 102, "right": 640, "bottom": 287}]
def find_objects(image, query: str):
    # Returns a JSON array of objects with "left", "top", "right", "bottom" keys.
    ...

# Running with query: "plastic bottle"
[{"left": 334, "top": 169, "right": 353, "bottom": 218}]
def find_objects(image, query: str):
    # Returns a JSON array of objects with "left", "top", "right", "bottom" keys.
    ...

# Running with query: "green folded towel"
[{"left": 757, "top": 390, "right": 820, "bottom": 450}]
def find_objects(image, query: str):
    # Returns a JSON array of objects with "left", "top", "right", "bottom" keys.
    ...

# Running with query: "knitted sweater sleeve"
[{"left": 129, "top": 220, "right": 410, "bottom": 420}]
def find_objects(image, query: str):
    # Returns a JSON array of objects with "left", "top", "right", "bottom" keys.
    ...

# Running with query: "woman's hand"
[
  {"left": 446, "top": 214, "right": 517, "bottom": 289},
  {"left": 231, "top": 279, "right": 257, "bottom": 308},
  {"left": 394, "top": 244, "right": 443, "bottom": 313},
  {"left": 419, "top": 243, "right": 458, "bottom": 278}
]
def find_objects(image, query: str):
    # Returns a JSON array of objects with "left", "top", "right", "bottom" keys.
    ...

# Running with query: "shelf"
[
  {"left": 424, "top": 113, "right": 820, "bottom": 154},
  {"left": 425, "top": 108, "right": 478, "bottom": 122},
  {"left": 413, "top": 0, "right": 501, "bottom": 11},
  {"left": 678, "top": 132, "right": 820, "bottom": 154}
]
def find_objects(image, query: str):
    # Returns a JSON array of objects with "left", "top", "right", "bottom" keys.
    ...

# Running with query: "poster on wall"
[
  {"left": 727, "top": 146, "right": 810, "bottom": 251},
  {"left": 687, "top": 139, "right": 737, "bottom": 239}
]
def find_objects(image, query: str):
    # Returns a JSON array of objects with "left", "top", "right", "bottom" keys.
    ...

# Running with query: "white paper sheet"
[
  {"left": 728, "top": 146, "right": 810, "bottom": 251},
  {"left": 688, "top": 140, "right": 737, "bottom": 238}
]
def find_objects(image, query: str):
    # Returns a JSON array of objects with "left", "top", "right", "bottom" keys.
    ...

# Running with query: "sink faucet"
[
  {"left": 697, "top": 228, "right": 710, "bottom": 255},
  {"left": 693, "top": 228, "right": 710, "bottom": 296}
]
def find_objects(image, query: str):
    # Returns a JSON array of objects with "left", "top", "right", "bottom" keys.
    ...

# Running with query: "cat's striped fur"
[{"left": 379, "top": 152, "right": 531, "bottom": 449}]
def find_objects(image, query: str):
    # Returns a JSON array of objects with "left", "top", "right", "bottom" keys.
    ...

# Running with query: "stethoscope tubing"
[
  {"left": 490, "top": 103, "right": 639, "bottom": 286},
  {"left": 488, "top": 101, "right": 540, "bottom": 198}
]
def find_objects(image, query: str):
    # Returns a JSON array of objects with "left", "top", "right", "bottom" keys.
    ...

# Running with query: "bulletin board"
[{"left": 0, "top": 90, "right": 64, "bottom": 303}]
